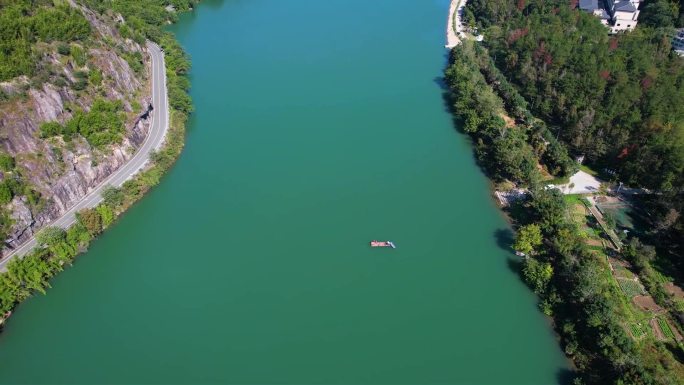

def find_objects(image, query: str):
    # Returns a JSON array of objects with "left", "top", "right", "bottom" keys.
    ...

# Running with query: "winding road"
[{"left": 0, "top": 42, "right": 169, "bottom": 271}]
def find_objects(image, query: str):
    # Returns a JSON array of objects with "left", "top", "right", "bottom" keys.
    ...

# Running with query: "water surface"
[{"left": 0, "top": 0, "right": 568, "bottom": 383}]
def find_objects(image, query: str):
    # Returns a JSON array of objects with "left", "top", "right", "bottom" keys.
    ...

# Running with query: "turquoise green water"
[{"left": 0, "top": 1, "right": 569, "bottom": 383}]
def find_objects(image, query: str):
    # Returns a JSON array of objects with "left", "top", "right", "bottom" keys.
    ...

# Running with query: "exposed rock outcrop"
[{"left": 0, "top": 4, "right": 154, "bottom": 255}]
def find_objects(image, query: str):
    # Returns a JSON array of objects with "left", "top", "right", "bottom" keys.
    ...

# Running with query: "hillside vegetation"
[
  {"left": 0, "top": 0, "right": 197, "bottom": 331},
  {"left": 464, "top": 0, "right": 684, "bottom": 313},
  {"left": 0, "top": 0, "right": 91, "bottom": 82},
  {"left": 465, "top": 0, "right": 684, "bottom": 193}
]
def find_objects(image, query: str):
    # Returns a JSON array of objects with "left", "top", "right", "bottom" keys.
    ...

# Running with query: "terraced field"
[{"left": 618, "top": 278, "right": 646, "bottom": 298}]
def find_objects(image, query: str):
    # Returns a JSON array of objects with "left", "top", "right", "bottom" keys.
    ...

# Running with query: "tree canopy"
[{"left": 467, "top": 0, "right": 684, "bottom": 193}]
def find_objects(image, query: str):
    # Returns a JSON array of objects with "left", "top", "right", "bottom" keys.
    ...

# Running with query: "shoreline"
[{"left": 445, "top": 0, "right": 462, "bottom": 48}]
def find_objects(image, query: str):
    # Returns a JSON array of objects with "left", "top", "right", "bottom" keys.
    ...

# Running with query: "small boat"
[{"left": 370, "top": 240, "right": 396, "bottom": 249}]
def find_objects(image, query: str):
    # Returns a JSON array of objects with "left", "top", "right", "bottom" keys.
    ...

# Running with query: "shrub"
[
  {"left": 57, "top": 43, "right": 71, "bottom": 56},
  {"left": 40, "top": 121, "right": 64, "bottom": 138},
  {"left": 0, "top": 183, "right": 13, "bottom": 205},
  {"left": 70, "top": 44, "right": 87, "bottom": 67},
  {"left": 36, "top": 226, "right": 67, "bottom": 247},
  {"left": 0, "top": 153, "right": 15, "bottom": 172},
  {"left": 96, "top": 204, "right": 115, "bottom": 228}
]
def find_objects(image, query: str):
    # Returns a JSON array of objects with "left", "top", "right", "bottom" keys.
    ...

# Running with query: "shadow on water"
[
  {"left": 494, "top": 228, "right": 525, "bottom": 277},
  {"left": 556, "top": 368, "right": 576, "bottom": 385},
  {"left": 433, "top": 76, "right": 447, "bottom": 91},
  {"left": 493, "top": 228, "right": 514, "bottom": 251},
  {"left": 496, "top": 227, "right": 578, "bottom": 385}
]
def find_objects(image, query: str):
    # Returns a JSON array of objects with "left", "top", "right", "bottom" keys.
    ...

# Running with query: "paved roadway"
[{"left": 0, "top": 42, "right": 169, "bottom": 271}]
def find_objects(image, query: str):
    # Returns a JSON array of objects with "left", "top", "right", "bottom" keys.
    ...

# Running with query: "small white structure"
[
  {"left": 579, "top": 0, "right": 611, "bottom": 26},
  {"left": 673, "top": 29, "right": 684, "bottom": 57}
]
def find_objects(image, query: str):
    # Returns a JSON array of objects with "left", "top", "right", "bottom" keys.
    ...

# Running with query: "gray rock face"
[{"left": 0, "top": 3, "right": 154, "bottom": 255}]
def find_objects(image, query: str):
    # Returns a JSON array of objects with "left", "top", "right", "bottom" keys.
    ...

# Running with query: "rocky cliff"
[{"left": 0, "top": 2, "right": 154, "bottom": 254}]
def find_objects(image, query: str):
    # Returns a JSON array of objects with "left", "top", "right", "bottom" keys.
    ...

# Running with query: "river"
[{"left": 0, "top": 0, "right": 569, "bottom": 383}]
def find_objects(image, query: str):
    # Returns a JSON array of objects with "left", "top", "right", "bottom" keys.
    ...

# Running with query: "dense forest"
[
  {"left": 464, "top": 0, "right": 683, "bottom": 193},
  {"left": 639, "top": 0, "right": 684, "bottom": 28},
  {"left": 464, "top": 0, "right": 684, "bottom": 299},
  {"left": 0, "top": 0, "right": 197, "bottom": 323}
]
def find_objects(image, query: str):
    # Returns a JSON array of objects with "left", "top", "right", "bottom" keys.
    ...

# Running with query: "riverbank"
[
  {"left": 445, "top": 0, "right": 463, "bottom": 48},
  {"left": 0, "top": 2, "right": 195, "bottom": 329},
  {"left": 445, "top": 34, "right": 684, "bottom": 385}
]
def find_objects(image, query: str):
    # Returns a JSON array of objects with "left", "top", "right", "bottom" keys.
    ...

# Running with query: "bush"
[
  {"left": 89, "top": 69, "right": 103, "bottom": 86},
  {"left": 36, "top": 226, "right": 67, "bottom": 247},
  {"left": 0, "top": 153, "right": 16, "bottom": 172},
  {"left": 40, "top": 121, "right": 64, "bottom": 138},
  {"left": 0, "top": 3, "right": 90, "bottom": 82},
  {"left": 57, "top": 43, "right": 71, "bottom": 56},
  {"left": 72, "top": 78, "right": 87, "bottom": 91},
  {"left": 41, "top": 99, "right": 125, "bottom": 146},
  {"left": 0, "top": 183, "right": 13, "bottom": 205},
  {"left": 70, "top": 44, "right": 87, "bottom": 67}
]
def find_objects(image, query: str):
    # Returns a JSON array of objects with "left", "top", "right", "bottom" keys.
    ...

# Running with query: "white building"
[
  {"left": 606, "top": 0, "right": 640, "bottom": 33},
  {"left": 579, "top": 0, "right": 641, "bottom": 31}
]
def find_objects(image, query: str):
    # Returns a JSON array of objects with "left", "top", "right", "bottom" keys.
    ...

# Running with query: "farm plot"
[
  {"left": 629, "top": 322, "right": 648, "bottom": 339},
  {"left": 618, "top": 278, "right": 646, "bottom": 298},
  {"left": 658, "top": 317, "right": 676, "bottom": 340}
]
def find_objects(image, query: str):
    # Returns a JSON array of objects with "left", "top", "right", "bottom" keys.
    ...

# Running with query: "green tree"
[
  {"left": 513, "top": 224, "right": 543, "bottom": 255},
  {"left": 66, "top": 222, "right": 91, "bottom": 249},
  {"left": 101, "top": 185, "right": 125, "bottom": 208},
  {"left": 623, "top": 238, "right": 657, "bottom": 271},
  {"left": 640, "top": 0, "right": 679, "bottom": 28},
  {"left": 529, "top": 189, "right": 566, "bottom": 234},
  {"left": 96, "top": 204, "right": 114, "bottom": 228},
  {"left": 522, "top": 257, "right": 553, "bottom": 295}
]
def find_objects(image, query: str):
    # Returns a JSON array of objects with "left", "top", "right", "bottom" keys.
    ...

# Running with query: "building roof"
[
  {"left": 614, "top": 1, "right": 637, "bottom": 12},
  {"left": 579, "top": 0, "right": 599, "bottom": 11},
  {"left": 598, "top": 9, "right": 611, "bottom": 19}
]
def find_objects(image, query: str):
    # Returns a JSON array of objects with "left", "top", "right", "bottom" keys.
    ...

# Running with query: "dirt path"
[{"left": 650, "top": 318, "right": 666, "bottom": 340}]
